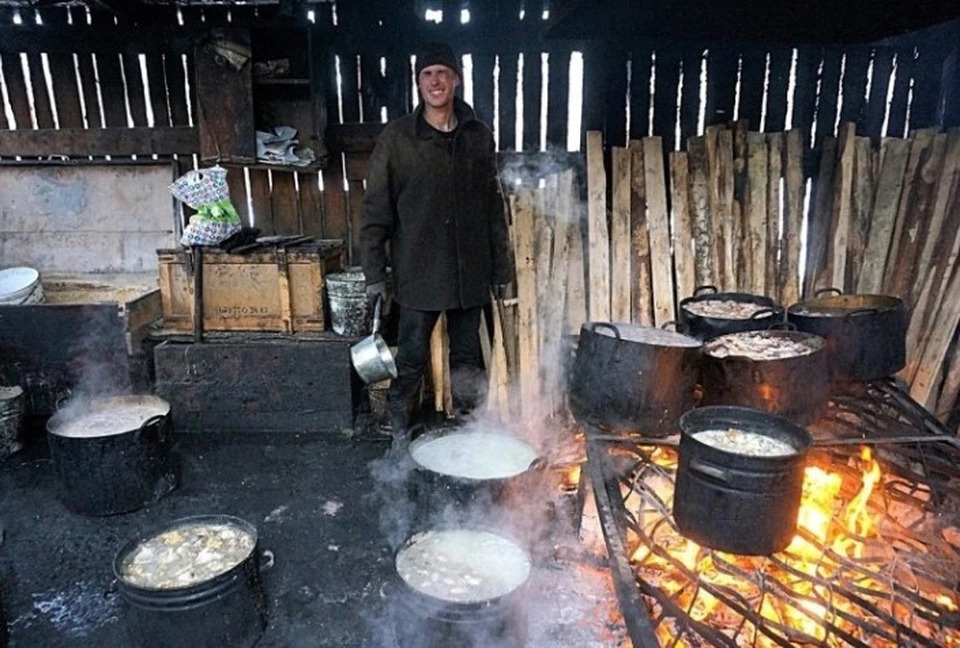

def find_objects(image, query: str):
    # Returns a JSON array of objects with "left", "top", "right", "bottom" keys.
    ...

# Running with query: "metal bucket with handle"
[{"left": 350, "top": 296, "right": 398, "bottom": 385}]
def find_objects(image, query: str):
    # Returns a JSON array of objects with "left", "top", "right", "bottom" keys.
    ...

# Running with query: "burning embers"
[{"left": 619, "top": 444, "right": 960, "bottom": 646}]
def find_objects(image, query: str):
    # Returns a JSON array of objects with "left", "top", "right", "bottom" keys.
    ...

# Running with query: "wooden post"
[
  {"left": 611, "top": 147, "right": 633, "bottom": 321},
  {"left": 780, "top": 130, "right": 804, "bottom": 306},
  {"left": 669, "top": 151, "right": 695, "bottom": 300},
  {"left": 745, "top": 132, "right": 769, "bottom": 295},
  {"left": 586, "top": 131, "right": 610, "bottom": 322},
  {"left": 857, "top": 138, "right": 911, "bottom": 294},
  {"left": 687, "top": 136, "right": 716, "bottom": 290},
  {"left": 630, "top": 140, "right": 654, "bottom": 324},
  {"left": 643, "top": 136, "right": 675, "bottom": 327}
]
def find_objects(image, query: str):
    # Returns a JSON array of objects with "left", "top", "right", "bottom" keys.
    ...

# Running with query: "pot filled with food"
[
  {"left": 787, "top": 289, "right": 906, "bottom": 381},
  {"left": 570, "top": 323, "right": 702, "bottom": 437},
  {"left": 678, "top": 285, "right": 783, "bottom": 341},
  {"left": 698, "top": 329, "right": 829, "bottom": 425},
  {"left": 391, "top": 528, "right": 531, "bottom": 648},
  {"left": 113, "top": 514, "right": 269, "bottom": 648},
  {"left": 673, "top": 406, "right": 812, "bottom": 555},
  {"left": 408, "top": 426, "right": 545, "bottom": 523},
  {"left": 46, "top": 395, "right": 178, "bottom": 516}
]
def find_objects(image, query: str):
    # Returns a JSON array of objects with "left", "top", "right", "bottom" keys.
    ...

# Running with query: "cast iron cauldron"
[
  {"left": 698, "top": 329, "right": 829, "bottom": 425},
  {"left": 46, "top": 395, "right": 179, "bottom": 516},
  {"left": 390, "top": 529, "right": 530, "bottom": 648},
  {"left": 787, "top": 289, "right": 907, "bottom": 381},
  {"left": 678, "top": 285, "right": 783, "bottom": 341},
  {"left": 112, "top": 514, "right": 270, "bottom": 648},
  {"left": 570, "top": 322, "right": 702, "bottom": 437},
  {"left": 673, "top": 406, "right": 812, "bottom": 555}
]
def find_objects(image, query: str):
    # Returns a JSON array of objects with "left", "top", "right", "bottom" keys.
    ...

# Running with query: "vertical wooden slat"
[
  {"left": 731, "top": 120, "right": 749, "bottom": 288},
  {"left": 670, "top": 151, "right": 695, "bottom": 300},
  {"left": 814, "top": 48, "right": 844, "bottom": 143},
  {"left": 764, "top": 48, "right": 790, "bottom": 133},
  {"left": 546, "top": 48, "right": 570, "bottom": 150},
  {"left": 564, "top": 176, "right": 587, "bottom": 333},
  {"left": 745, "top": 131, "right": 769, "bottom": 294},
  {"left": 791, "top": 47, "right": 821, "bottom": 145},
  {"left": 123, "top": 52, "right": 148, "bottom": 126},
  {"left": 629, "top": 48, "right": 652, "bottom": 140},
  {"left": 1, "top": 52, "right": 33, "bottom": 128},
  {"left": 913, "top": 132, "right": 960, "bottom": 300},
  {"left": 514, "top": 189, "right": 539, "bottom": 416},
  {"left": 679, "top": 49, "right": 701, "bottom": 147},
  {"left": 610, "top": 147, "right": 632, "bottom": 321},
  {"left": 164, "top": 52, "right": 190, "bottom": 127},
  {"left": 862, "top": 49, "right": 894, "bottom": 140},
  {"left": 271, "top": 171, "right": 301, "bottom": 235},
  {"left": 97, "top": 52, "right": 130, "bottom": 128},
  {"left": 498, "top": 51, "right": 518, "bottom": 150},
  {"left": 248, "top": 169, "right": 273, "bottom": 234},
  {"left": 586, "top": 131, "right": 609, "bottom": 321},
  {"left": 643, "top": 136, "right": 674, "bottom": 326},
  {"left": 385, "top": 53, "right": 412, "bottom": 121},
  {"left": 473, "top": 53, "right": 495, "bottom": 128},
  {"left": 227, "top": 166, "right": 249, "bottom": 226},
  {"left": 630, "top": 140, "right": 653, "bottom": 324},
  {"left": 766, "top": 132, "right": 783, "bottom": 296},
  {"left": 46, "top": 53, "right": 84, "bottom": 129},
  {"left": 780, "top": 130, "right": 804, "bottom": 305},
  {"left": 908, "top": 46, "right": 942, "bottom": 129},
  {"left": 322, "top": 157, "right": 348, "bottom": 242},
  {"left": 804, "top": 136, "right": 837, "bottom": 297},
  {"left": 707, "top": 127, "right": 735, "bottom": 291},
  {"left": 911, "top": 270, "right": 960, "bottom": 409},
  {"left": 299, "top": 171, "right": 324, "bottom": 237},
  {"left": 822, "top": 123, "right": 856, "bottom": 292},
  {"left": 581, "top": 45, "right": 608, "bottom": 139},
  {"left": 144, "top": 54, "right": 171, "bottom": 128},
  {"left": 534, "top": 186, "right": 553, "bottom": 348},
  {"left": 359, "top": 54, "right": 381, "bottom": 123},
  {"left": 705, "top": 49, "right": 738, "bottom": 127},
  {"left": 347, "top": 179, "right": 364, "bottom": 263},
  {"left": 652, "top": 49, "right": 680, "bottom": 144},
  {"left": 839, "top": 49, "right": 870, "bottom": 125},
  {"left": 847, "top": 136, "right": 875, "bottom": 289},
  {"left": 338, "top": 52, "right": 361, "bottom": 123},
  {"left": 886, "top": 47, "right": 913, "bottom": 138},
  {"left": 521, "top": 50, "right": 542, "bottom": 151},
  {"left": 737, "top": 49, "right": 765, "bottom": 130},
  {"left": 857, "top": 138, "right": 911, "bottom": 294},
  {"left": 25, "top": 54, "right": 54, "bottom": 129},
  {"left": 687, "top": 135, "right": 716, "bottom": 289},
  {"left": 602, "top": 48, "right": 629, "bottom": 147}
]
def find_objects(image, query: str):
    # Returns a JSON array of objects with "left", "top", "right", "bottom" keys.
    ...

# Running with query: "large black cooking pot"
[
  {"left": 678, "top": 285, "right": 783, "bottom": 341},
  {"left": 407, "top": 428, "right": 546, "bottom": 527},
  {"left": 113, "top": 514, "right": 269, "bottom": 648},
  {"left": 570, "top": 322, "right": 702, "bottom": 437},
  {"left": 699, "top": 330, "right": 829, "bottom": 425},
  {"left": 787, "top": 289, "right": 907, "bottom": 381},
  {"left": 46, "top": 395, "right": 179, "bottom": 516},
  {"left": 673, "top": 406, "right": 812, "bottom": 555},
  {"left": 390, "top": 529, "right": 529, "bottom": 648}
]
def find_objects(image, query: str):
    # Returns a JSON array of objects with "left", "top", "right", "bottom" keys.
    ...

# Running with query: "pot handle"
[
  {"left": 843, "top": 308, "right": 879, "bottom": 321},
  {"left": 660, "top": 320, "right": 677, "bottom": 331},
  {"left": 371, "top": 295, "right": 383, "bottom": 335},
  {"left": 768, "top": 321, "right": 797, "bottom": 331},
  {"left": 260, "top": 549, "right": 276, "bottom": 572},
  {"left": 750, "top": 308, "right": 777, "bottom": 320},
  {"left": 104, "top": 578, "right": 118, "bottom": 599},
  {"left": 139, "top": 414, "right": 167, "bottom": 433},
  {"left": 688, "top": 458, "right": 729, "bottom": 482},
  {"left": 589, "top": 322, "right": 622, "bottom": 339},
  {"left": 815, "top": 287, "right": 843, "bottom": 297},
  {"left": 694, "top": 285, "right": 719, "bottom": 296},
  {"left": 55, "top": 391, "right": 73, "bottom": 411},
  {"left": 528, "top": 456, "right": 548, "bottom": 472}
]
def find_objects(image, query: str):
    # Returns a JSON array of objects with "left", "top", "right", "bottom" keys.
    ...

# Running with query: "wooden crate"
[{"left": 157, "top": 241, "right": 345, "bottom": 333}]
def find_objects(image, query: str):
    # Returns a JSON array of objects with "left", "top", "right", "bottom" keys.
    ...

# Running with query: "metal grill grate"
[{"left": 586, "top": 380, "right": 960, "bottom": 647}]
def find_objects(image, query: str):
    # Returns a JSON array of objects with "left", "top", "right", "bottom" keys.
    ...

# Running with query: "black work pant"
[{"left": 388, "top": 305, "right": 486, "bottom": 427}]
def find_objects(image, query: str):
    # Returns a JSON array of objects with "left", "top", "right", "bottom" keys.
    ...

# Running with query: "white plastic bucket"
[{"left": 0, "top": 267, "right": 43, "bottom": 305}]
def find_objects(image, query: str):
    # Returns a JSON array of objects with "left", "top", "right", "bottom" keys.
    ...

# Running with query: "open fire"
[{"left": 586, "top": 382, "right": 960, "bottom": 647}]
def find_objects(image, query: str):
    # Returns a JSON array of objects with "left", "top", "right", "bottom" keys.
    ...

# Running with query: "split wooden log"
[
  {"left": 430, "top": 314, "right": 450, "bottom": 414},
  {"left": 514, "top": 188, "right": 540, "bottom": 417},
  {"left": 805, "top": 137, "right": 837, "bottom": 297},
  {"left": 780, "top": 129, "right": 804, "bottom": 306},
  {"left": 910, "top": 266, "right": 960, "bottom": 409},
  {"left": 564, "top": 177, "right": 588, "bottom": 334},
  {"left": 534, "top": 183, "right": 554, "bottom": 352},
  {"left": 766, "top": 132, "right": 783, "bottom": 298},
  {"left": 611, "top": 147, "right": 633, "bottom": 321},
  {"left": 847, "top": 136, "right": 876, "bottom": 290},
  {"left": 704, "top": 126, "right": 728, "bottom": 289},
  {"left": 642, "top": 136, "right": 675, "bottom": 327},
  {"left": 687, "top": 136, "right": 716, "bottom": 290},
  {"left": 935, "top": 340, "right": 960, "bottom": 425},
  {"left": 669, "top": 151, "right": 695, "bottom": 300},
  {"left": 732, "top": 120, "right": 750, "bottom": 290},
  {"left": 745, "top": 131, "right": 768, "bottom": 295},
  {"left": 820, "top": 123, "right": 856, "bottom": 292},
  {"left": 857, "top": 138, "right": 911, "bottom": 294},
  {"left": 911, "top": 133, "right": 960, "bottom": 302},
  {"left": 586, "top": 131, "right": 610, "bottom": 322},
  {"left": 630, "top": 140, "right": 654, "bottom": 325},
  {"left": 486, "top": 296, "right": 511, "bottom": 421},
  {"left": 544, "top": 169, "right": 577, "bottom": 411}
]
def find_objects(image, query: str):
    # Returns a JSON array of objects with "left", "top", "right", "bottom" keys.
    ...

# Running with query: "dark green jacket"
[{"left": 360, "top": 98, "right": 515, "bottom": 311}]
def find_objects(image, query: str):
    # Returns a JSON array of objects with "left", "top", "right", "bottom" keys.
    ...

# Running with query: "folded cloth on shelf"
[{"left": 256, "top": 127, "right": 316, "bottom": 167}]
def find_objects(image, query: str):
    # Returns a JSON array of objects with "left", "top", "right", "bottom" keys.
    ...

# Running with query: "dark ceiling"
[{"left": 545, "top": 0, "right": 960, "bottom": 44}]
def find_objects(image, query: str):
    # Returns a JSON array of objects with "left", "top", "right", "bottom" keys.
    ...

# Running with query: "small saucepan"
[{"left": 350, "top": 296, "right": 397, "bottom": 385}]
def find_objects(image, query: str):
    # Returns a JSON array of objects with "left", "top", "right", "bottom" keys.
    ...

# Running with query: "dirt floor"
[{"left": 0, "top": 432, "right": 628, "bottom": 647}]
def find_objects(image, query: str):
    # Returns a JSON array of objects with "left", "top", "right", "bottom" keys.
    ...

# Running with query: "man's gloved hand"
[
  {"left": 366, "top": 281, "right": 391, "bottom": 318},
  {"left": 492, "top": 284, "right": 509, "bottom": 300}
]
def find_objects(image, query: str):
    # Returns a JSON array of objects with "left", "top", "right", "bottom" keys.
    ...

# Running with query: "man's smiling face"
[{"left": 418, "top": 64, "right": 460, "bottom": 110}]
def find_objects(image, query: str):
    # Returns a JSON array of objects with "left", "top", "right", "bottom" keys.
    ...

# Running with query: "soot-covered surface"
[{"left": 0, "top": 433, "right": 625, "bottom": 647}]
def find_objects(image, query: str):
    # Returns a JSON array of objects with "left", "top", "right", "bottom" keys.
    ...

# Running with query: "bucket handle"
[
  {"left": 815, "top": 287, "right": 843, "bottom": 297},
  {"left": 371, "top": 295, "right": 383, "bottom": 336},
  {"left": 694, "top": 285, "right": 718, "bottom": 296},
  {"left": 688, "top": 458, "right": 729, "bottom": 482},
  {"left": 260, "top": 549, "right": 275, "bottom": 572},
  {"left": 589, "top": 322, "right": 621, "bottom": 340}
]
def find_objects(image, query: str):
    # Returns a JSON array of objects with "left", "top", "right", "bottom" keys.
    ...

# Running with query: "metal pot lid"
[
  {"left": 704, "top": 330, "right": 824, "bottom": 361},
  {"left": 48, "top": 395, "right": 170, "bottom": 439},
  {"left": 587, "top": 322, "right": 701, "bottom": 348},
  {"left": 788, "top": 293, "right": 903, "bottom": 317},
  {"left": 395, "top": 529, "right": 531, "bottom": 604},
  {"left": 409, "top": 429, "right": 540, "bottom": 481}
]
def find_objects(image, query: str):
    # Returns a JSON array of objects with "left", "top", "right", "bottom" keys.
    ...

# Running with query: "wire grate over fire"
[{"left": 585, "top": 380, "right": 960, "bottom": 647}]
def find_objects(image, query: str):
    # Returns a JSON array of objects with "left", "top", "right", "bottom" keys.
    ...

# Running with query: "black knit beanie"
[{"left": 415, "top": 42, "right": 461, "bottom": 78}]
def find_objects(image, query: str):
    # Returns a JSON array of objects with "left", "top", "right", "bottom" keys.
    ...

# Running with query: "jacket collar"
[{"left": 414, "top": 96, "right": 476, "bottom": 140}]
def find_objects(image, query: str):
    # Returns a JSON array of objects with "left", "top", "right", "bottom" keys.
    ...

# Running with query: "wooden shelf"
[{"left": 217, "top": 159, "right": 326, "bottom": 173}]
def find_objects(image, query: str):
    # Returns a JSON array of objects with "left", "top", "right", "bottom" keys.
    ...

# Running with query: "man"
[{"left": 360, "top": 41, "right": 514, "bottom": 440}]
